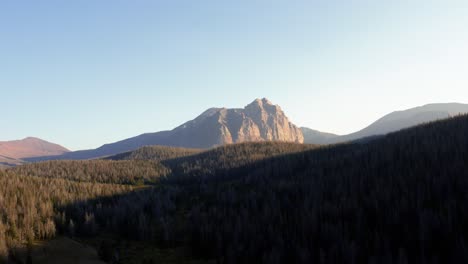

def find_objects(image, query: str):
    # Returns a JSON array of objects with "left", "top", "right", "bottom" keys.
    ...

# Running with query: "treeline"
[
  {"left": 0, "top": 170, "right": 133, "bottom": 262},
  {"left": 8, "top": 142, "right": 312, "bottom": 186},
  {"left": 9, "top": 160, "right": 169, "bottom": 185},
  {"left": 106, "top": 145, "right": 202, "bottom": 161},
  {"left": 164, "top": 141, "right": 317, "bottom": 183}
]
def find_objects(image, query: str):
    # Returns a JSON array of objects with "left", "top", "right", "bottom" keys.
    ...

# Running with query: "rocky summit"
[{"left": 171, "top": 98, "right": 304, "bottom": 146}]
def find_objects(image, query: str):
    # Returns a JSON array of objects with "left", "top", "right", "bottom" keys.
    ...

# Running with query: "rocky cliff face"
[{"left": 173, "top": 98, "right": 304, "bottom": 147}]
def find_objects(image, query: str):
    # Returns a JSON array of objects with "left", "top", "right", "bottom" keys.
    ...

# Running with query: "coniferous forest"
[{"left": 1, "top": 115, "right": 468, "bottom": 263}]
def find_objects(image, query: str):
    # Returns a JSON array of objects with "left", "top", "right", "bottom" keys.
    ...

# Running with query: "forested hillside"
[
  {"left": 169, "top": 114, "right": 468, "bottom": 263},
  {"left": 92, "top": 114, "right": 468, "bottom": 263},
  {"left": 9, "top": 160, "right": 169, "bottom": 185},
  {"left": 2, "top": 115, "right": 468, "bottom": 263},
  {"left": 164, "top": 141, "right": 317, "bottom": 183},
  {"left": 0, "top": 141, "right": 314, "bottom": 263},
  {"left": 0, "top": 171, "right": 132, "bottom": 263},
  {"left": 106, "top": 145, "right": 202, "bottom": 161}
]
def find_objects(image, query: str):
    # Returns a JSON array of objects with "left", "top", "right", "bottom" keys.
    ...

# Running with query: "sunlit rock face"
[
  {"left": 172, "top": 98, "right": 304, "bottom": 147},
  {"left": 242, "top": 98, "right": 303, "bottom": 143}
]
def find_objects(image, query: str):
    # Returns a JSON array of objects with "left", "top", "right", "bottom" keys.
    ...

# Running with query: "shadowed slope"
[{"left": 163, "top": 141, "right": 317, "bottom": 183}]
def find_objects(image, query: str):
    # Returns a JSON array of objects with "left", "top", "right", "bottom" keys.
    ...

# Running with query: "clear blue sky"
[{"left": 1, "top": 0, "right": 467, "bottom": 150}]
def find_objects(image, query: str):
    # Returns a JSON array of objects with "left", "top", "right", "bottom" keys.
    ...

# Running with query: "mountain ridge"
[
  {"left": 20, "top": 101, "right": 468, "bottom": 161},
  {"left": 302, "top": 102, "right": 468, "bottom": 144},
  {"left": 28, "top": 98, "right": 303, "bottom": 161},
  {"left": 0, "top": 137, "right": 69, "bottom": 161}
]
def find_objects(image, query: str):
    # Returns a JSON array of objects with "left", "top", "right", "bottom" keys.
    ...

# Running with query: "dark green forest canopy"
[
  {"left": 8, "top": 141, "right": 317, "bottom": 186},
  {"left": 0, "top": 170, "right": 133, "bottom": 261},
  {"left": 163, "top": 141, "right": 317, "bottom": 183},
  {"left": 0, "top": 141, "right": 318, "bottom": 262},
  {"left": 105, "top": 145, "right": 203, "bottom": 161},
  {"left": 9, "top": 160, "right": 169, "bottom": 185},
  {"left": 2, "top": 115, "right": 468, "bottom": 263}
]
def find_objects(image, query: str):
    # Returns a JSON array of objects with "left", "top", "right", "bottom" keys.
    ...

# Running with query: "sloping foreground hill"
[
  {"left": 163, "top": 141, "right": 317, "bottom": 183},
  {"left": 165, "top": 114, "right": 468, "bottom": 263},
  {"left": 71, "top": 114, "right": 468, "bottom": 263},
  {"left": 3, "top": 115, "right": 468, "bottom": 263},
  {"left": 0, "top": 171, "right": 133, "bottom": 263},
  {"left": 0, "top": 141, "right": 317, "bottom": 263}
]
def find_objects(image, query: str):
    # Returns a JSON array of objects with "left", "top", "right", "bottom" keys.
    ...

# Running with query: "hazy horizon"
[{"left": 2, "top": 1, "right": 467, "bottom": 150}]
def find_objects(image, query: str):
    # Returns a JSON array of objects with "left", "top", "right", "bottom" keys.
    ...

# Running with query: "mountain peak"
[
  {"left": 246, "top": 98, "right": 283, "bottom": 114},
  {"left": 175, "top": 98, "right": 302, "bottom": 147},
  {"left": 0, "top": 137, "right": 69, "bottom": 159},
  {"left": 249, "top": 98, "right": 274, "bottom": 107},
  {"left": 22, "top": 137, "right": 43, "bottom": 142}
]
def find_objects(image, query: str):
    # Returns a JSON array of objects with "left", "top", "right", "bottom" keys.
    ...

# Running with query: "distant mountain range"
[
  {"left": 5, "top": 101, "right": 467, "bottom": 163},
  {"left": 301, "top": 128, "right": 338, "bottom": 145},
  {"left": 301, "top": 103, "right": 468, "bottom": 144},
  {"left": 27, "top": 98, "right": 303, "bottom": 161},
  {"left": 0, "top": 137, "right": 69, "bottom": 167}
]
